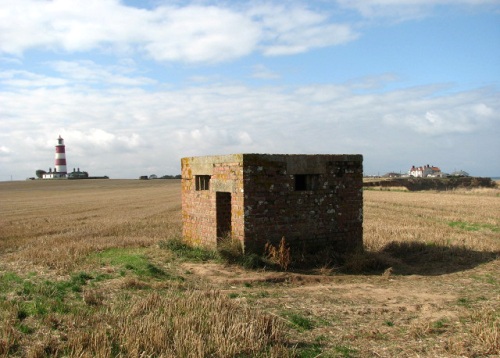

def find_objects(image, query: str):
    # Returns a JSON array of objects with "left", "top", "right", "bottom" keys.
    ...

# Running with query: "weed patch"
[
  {"left": 0, "top": 272, "right": 23, "bottom": 289},
  {"left": 283, "top": 312, "right": 314, "bottom": 331},
  {"left": 94, "top": 248, "right": 180, "bottom": 280},
  {"left": 265, "top": 237, "right": 291, "bottom": 271},
  {"left": 334, "top": 344, "right": 357, "bottom": 357},
  {"left": 295, "top": 342, "right": 322, "bottom": 358},
  {"left": 159, "top": 238, "right": 220, "bottom": 262},
  {"left": 448, "top": 221, "right": 499, "bottom": 232},
  {"left": 472, "top": 273, "right": 499, "bottom": 286},
  {"left": 457, "top": 297, "right": 472, "bottom": 308},
  {"left": 217, "top": 236, "right": 268, "bottom": 269}
]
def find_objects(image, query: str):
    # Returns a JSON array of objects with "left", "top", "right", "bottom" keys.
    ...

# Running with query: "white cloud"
[
  {"left": 337, "top": 0, "right": 500, "bottom": 20},
  {"left": 384, "top": 110, "right": 481, "bottom": 135},
  {"left": 380, "top": 86, "right": 498, "bottom": 135},
  {"left": 473, "top": 103, "right": 494, "bottom": 117},
  {"left": 1, "top": 1, "right": 498, "bottom": 181},
  {"left": 0, "top": 0, "right": 357, "bottom": 63},
  {"left": 251, "top": 64, "right": 280, "bottom": 80},
  {"left": 0, "top": 0, "right": 497, "bottom": 65},
  {"left": 143, "top": 5, "right": 260, "bottom": 63},
  {"left": 63, "top": 129, "right": 141, "bottom": 152},
  {"left": 175, "top": 126, "right": 253, "bottom": 153},
  {"left": 0, "top": 61, "right": 155, "bottom": 89},
  {"left": 0, "top": 56, "right": 22, "bottom": 65},
  {"left": 0, "top": 70, "right": 67, "bottom": 87},
  {"left": 0, "top": 145, "right": 11, "bottom": 155},
  {"left": 248, "top": 4, "right": 358, "bottom": 55},
  {"left": 48, "top": 61, "right": 157, "bottom": 86},
  {"left": 1, "top": 77, "right": 498, "bottom": 178}
]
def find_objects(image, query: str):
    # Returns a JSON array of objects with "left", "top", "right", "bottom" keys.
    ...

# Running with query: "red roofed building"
[{"left": 409, "top": 164, "right": 442, "bottom": 178}]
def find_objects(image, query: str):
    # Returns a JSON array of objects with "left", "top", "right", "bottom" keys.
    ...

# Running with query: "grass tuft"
[
  {"left": 159, "top": 238, "right": 220, "bottom": 262},
  {"left": 284, "top": 312, "right": 314, "bottom": 331}
]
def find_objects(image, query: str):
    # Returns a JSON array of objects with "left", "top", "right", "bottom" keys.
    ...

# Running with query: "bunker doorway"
[{"left": 216, "top": 192, "right": 232, "bottom": 243}]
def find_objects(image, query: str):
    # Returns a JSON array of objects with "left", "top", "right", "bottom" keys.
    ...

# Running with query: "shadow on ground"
[{"left": 342, "top": 241, "right": 499, "bottom": 276}]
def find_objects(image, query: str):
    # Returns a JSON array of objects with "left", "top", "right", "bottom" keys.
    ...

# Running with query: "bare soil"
[{"left": 180, "top": 258, "right": 499, "bottom": 356}]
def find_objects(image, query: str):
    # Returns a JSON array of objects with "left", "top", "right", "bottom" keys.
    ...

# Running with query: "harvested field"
[{"left": 0, "top": 179, "right": 499, "bottom": 357}]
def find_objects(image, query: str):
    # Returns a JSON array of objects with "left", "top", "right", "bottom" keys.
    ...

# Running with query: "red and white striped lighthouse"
[{"left": 55, "top": 135, "right": 67, "bottom": 176}]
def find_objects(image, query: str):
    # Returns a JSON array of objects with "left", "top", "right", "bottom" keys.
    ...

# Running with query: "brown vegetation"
[
  {"left": 363, "top": 176, "right": 497, "bottom": 191},
  {"left": 0, "top": 179, "right": 499, "bottom": 357},
  {"left": 265, "top": 237, "right": 292, "bottom": 271}
]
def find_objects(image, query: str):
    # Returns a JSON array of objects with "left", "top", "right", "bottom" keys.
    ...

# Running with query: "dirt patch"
[
  {"left": 180, "top": 260, "right": 499, "bottom": 356},
  {"left": 182, "top": 260, "right": 461, "bottom": 317}
]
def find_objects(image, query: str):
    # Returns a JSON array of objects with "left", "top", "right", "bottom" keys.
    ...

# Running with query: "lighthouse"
[{"left": 54, "top": 135, "right": 67, "bottom": 176}]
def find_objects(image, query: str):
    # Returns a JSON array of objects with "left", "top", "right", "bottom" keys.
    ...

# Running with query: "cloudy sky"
[{"left": 1, "top": 0, "right": 499, "bottom": 180}]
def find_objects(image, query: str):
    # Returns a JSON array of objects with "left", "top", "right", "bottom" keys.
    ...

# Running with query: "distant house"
[
  {"left": 409, "top": 164, "right": 443, "bottom": 178},
  {"left": 42, "top": 167, "right": 66, "bottom": 179},
  {"left": 67, "top": 168, "right": 89, "bottom": 179},
  {"left": 382, "top": 172, "right": 401, "bottom": 178},
  {"left": 450, "top": 170, "right": 469, "bottom": 177}
]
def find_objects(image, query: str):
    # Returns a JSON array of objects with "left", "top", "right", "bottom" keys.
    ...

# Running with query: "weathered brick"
[{"left": 181, "top": 154, "right": 363, "bottom": 257}]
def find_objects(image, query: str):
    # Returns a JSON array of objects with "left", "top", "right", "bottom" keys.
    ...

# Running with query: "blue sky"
[{"left": 1, "top": 0, "right": 499, "bottom": 179}]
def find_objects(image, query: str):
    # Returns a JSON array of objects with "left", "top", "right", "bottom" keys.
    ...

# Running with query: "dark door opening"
[{"left": 216, "top": 192, "right": 232, "bottom": 242}]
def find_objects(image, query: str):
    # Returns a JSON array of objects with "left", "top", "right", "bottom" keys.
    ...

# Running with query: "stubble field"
[{"left": 0, "top": 179, "right": 499, "bottom": 357}]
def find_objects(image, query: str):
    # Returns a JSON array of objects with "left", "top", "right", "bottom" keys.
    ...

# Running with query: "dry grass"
[
  {"left": 1, "top": 179, "right": 499, "bottom": 357},
  {"left": 265, "top": 237, "right": 292, "bottom": 271},
  {"left": 364, "top": 190, "right": 500, "bottom": 253},
  {"left": 65, "top": 290, "right": 290, "bottom": 357},
  {"left": 0, "top": 180, "right": 181, "bottom": 272}
]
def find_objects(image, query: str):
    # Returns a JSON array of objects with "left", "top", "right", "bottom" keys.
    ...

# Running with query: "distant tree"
[
  {"left": 35, "top": 169, "right": 46, "bottom": 179},
  {"left": 149, "top": 174, "right": 158, "bottom": 179},
  {"left": 159, "top": 174, "right": 182, "bottom": 179}
]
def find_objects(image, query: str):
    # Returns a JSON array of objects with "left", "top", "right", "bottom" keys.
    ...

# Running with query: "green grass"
[
  {"left": 284, "top": 312, "right": 314, "bottom": 331},
  {"left": 96, "top": 248, "right": 150, "bottom": 271},
  {"left": 159, "top": 239, "right": 220, "bottom": 262},
  {"left": 159, "top": 238, "right": 269, "bottom": 269},
  {"left": 296, "top": 343, "right": 322, "bottom": 358},
  {"left": 433, "top": 319, "right": 447, "bottom": 329},
  {"left": 93, "top": 247, "right": 182, "bottom": 280},
  {"left": 448, "top": 221, "right": 500, "bottom": 232},
  {"left": 0, "top": 270, "right": 102, "bottom": 326},
  {"left": 457, "top": 297, "right": 472, "bottom": 308},
  {"left": 16, "top": 323, "right": 35, "bottom": 335},
  {"left": 471, "top": 273, "right": 499, "bottom": 287},
  {"left": 0, "top": 272, "right": 23, "bottom": 286},
  {"left": 333, "top": 345, "right": 357, "bottom": 357}
]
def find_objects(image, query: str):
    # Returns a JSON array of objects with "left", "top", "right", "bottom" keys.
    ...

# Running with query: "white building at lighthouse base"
[{"left": 42, "top": 168, "right": 67, "bottom": 179}]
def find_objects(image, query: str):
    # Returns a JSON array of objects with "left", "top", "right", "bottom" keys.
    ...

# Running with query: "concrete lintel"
[
  {"left": 211, "top": 179, "right": 234, "bottom": 193},
  {"left": 183, "top": 154, "right": 244, "bottom": 175}
]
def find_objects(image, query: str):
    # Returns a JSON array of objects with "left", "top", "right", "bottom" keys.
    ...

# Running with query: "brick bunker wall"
[
  {"left": 181, "top": 155, "right": 245, "bottom": 248},
  {"left": 181, "top": 154, "right": 363, "bottom": 256},
  {"left": 242, "top": 154, "right": 363, "bottom": 254}
]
